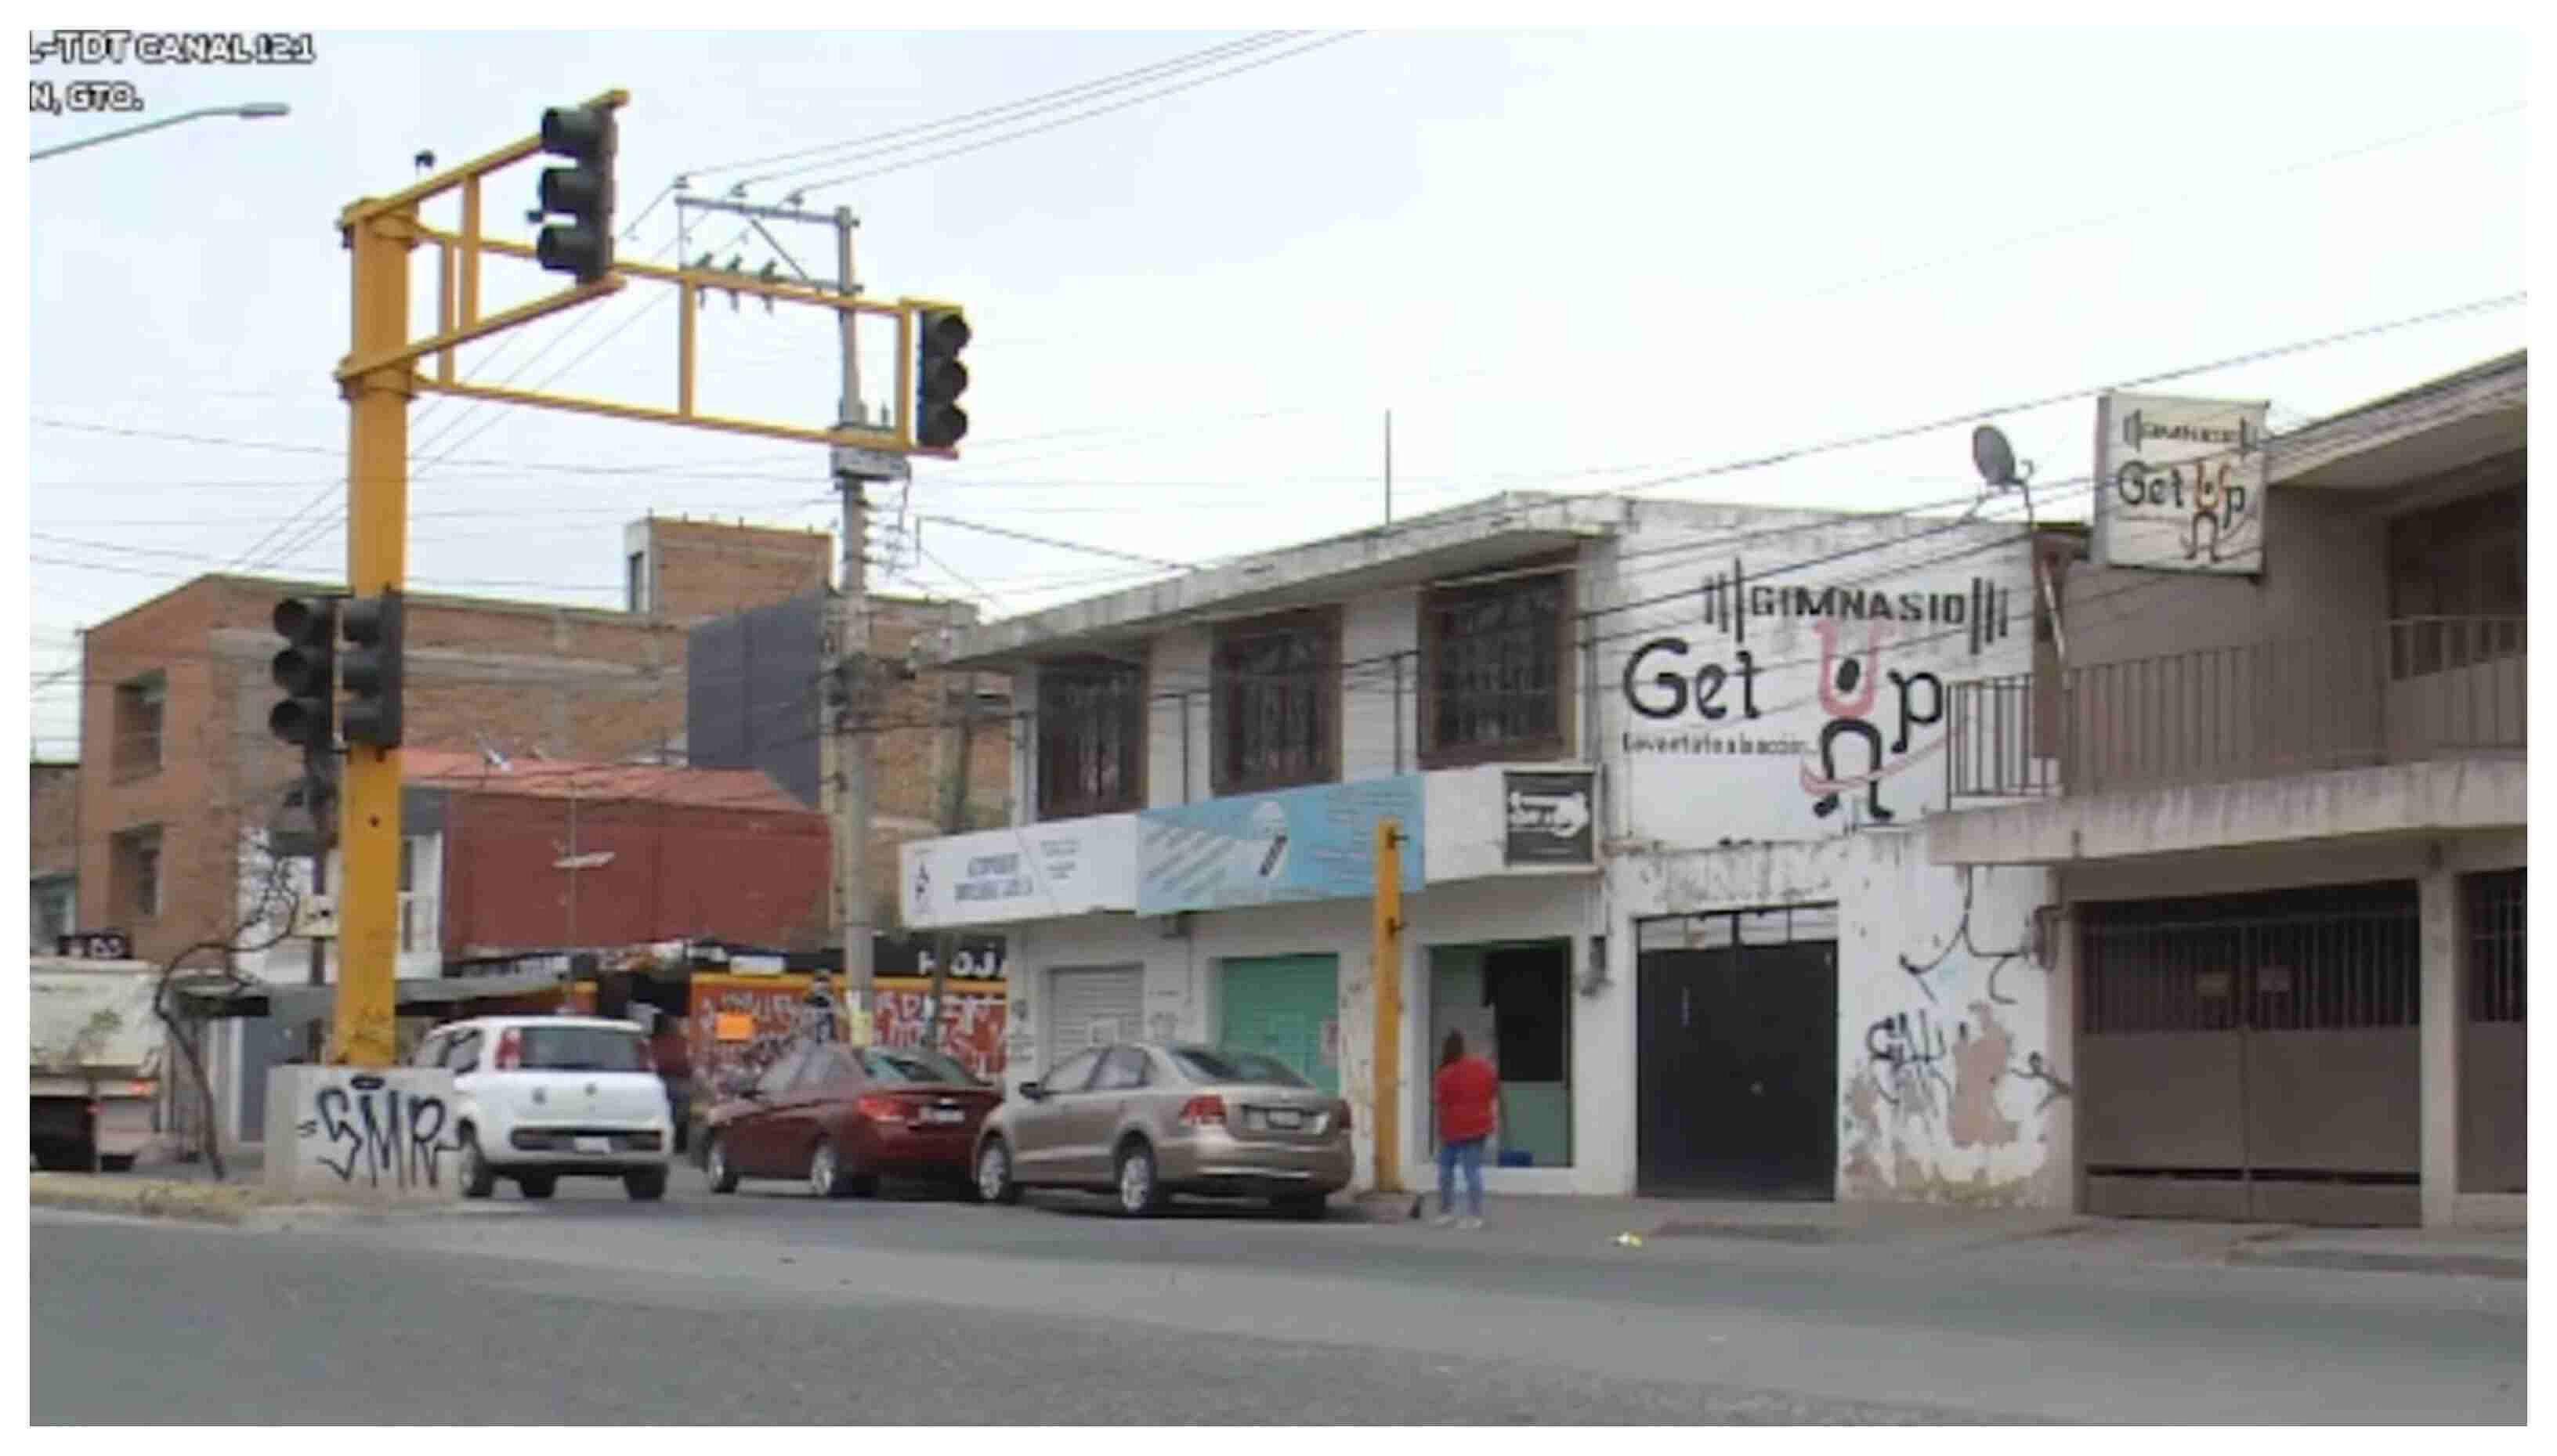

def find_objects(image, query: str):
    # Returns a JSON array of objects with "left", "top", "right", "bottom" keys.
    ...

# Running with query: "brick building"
[
  {"left": 29, "top": 761, "right": 81, "bottom": 951},
  {"left": 48, "top": 516, "right": 1010, "bottom": 967}
]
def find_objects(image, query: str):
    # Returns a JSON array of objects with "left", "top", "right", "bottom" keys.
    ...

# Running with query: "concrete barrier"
[{"left": 265, "top": 1065, "right": 465, "bottom": 1207}]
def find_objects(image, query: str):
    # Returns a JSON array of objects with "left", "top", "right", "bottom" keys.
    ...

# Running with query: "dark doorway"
[{"left": 1636, "top": 906, "right": 1838, "bottom": 1199}]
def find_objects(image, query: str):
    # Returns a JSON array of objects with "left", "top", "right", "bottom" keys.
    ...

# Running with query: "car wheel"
[
  {"left": 518, "top": 1174, "right": 558, "bottom": 1200},
  {"left": 975, "top": 1139, "right": 1022, "bottom": 1205},
  {"left": 703, "top": 1133, "right": 740, "bottom": 1194},
  {"left": 808, "top": 1138, "right": 852, "bottom": 1199},
  {"left": 1115, "top": 1140, "right": 1165, "bottom": 1218},
  {"left": 625, "top": 1167, "right": 669, "bottom": 1201},
  {"left": 458, "top": 1128, "right": 496, "bottom": 1200},
  {"left": 98, "top": 1154, "right": 136, "bottom": 1174},
  {"left": 1275, "top": 1193, "right": 1327, "bottom": 1221}
]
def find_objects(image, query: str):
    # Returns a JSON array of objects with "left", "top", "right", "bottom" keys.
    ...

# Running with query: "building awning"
[{"left": 172, "top": 965, "right": 575, "bottom": 1021}]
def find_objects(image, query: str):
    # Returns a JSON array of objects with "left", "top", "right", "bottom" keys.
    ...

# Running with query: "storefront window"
[{"left": 1427, "top": 940, "right": 1572, "bottom": 1169}]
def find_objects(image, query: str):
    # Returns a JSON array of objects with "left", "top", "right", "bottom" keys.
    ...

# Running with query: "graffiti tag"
[{"left": 295, "top": 1074, "right": 461, "bottom": 1190}]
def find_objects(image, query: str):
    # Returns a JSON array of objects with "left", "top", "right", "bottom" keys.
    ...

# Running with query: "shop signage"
[
  {"left": 2093, "top": 391, "right": 2269, "bottom": 575},
  {"left": 1611, "top": 526, "right": 2034, "bottom": 843},
  {"left": 1503, "top": 770, "right": 1596, "bottom": 865},
  {"left": 1137, "top": 775, "right": 1425, "bottom": 916},
  {"left": 900, "top": 815, "right": 1137, "bottom": 930}
]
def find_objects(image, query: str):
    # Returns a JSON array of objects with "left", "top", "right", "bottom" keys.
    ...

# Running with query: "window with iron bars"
[
  {"left": 1036, "top": 656, "right": 1146, "bottom": 821},
  {"left": 1212, "top": 609, "right": 1339, "bottom": 795},
  {"left": 2079, "top": 881, "right": 2421, "bottom": 1035},
  {"left": 2465, "top": 868, "right": 2524, "bottom": 1024},
  {"left": 1420, "top": 568, "right": 1571, "bottom": 768},
  {"left": 2386, "top": 480, "right": 2523, "bottom": 678}
]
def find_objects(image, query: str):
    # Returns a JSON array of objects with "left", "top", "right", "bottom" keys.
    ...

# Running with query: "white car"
[{"left": 413, "top": 1016, "right": 675, "bottom": 1201}]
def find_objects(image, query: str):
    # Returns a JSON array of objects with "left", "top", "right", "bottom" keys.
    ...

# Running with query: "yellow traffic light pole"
[
  {"left": 323, "top": 89, "right": 967, "bottom": 1067},
  {"left": 1371, "top": 818, "right": 1405, "bottom": 1193}
]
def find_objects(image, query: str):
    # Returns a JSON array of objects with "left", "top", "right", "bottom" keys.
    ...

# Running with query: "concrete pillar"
[
  {"left": 2045, "top": 900, "right": 2080, "bottom": 1212},
  {"left": 2418, "top": 860, "right": 2459, "bottom": 1228}
]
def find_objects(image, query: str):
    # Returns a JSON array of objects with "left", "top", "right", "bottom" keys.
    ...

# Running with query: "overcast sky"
[{"left": 18, "top": 22, "right": 2531, "bottom": 761}]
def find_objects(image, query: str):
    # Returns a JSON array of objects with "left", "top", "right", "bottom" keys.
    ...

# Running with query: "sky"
[{"left": 15, "top": 17, "right": 2535, "bottom": 764}]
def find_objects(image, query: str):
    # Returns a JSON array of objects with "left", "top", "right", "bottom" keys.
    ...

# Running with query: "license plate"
[
  {"left": 923, "top": 1107, "right": 965, "bottom": 1125},
  {"left": 575, "top": 1136, "right": 611, "bottom": 1154},
  {"left": 1265, "top": 1110, "right": 1304, "bottom": 1130}
]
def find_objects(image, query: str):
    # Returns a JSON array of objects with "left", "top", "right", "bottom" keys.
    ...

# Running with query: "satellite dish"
[{"left": 1972, "top": 425, "right": 2024, "bottom": 489}]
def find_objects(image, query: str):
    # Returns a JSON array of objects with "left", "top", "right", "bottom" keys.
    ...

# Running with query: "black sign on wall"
[{"left": 1503, "top": 771, "right": 1596, "bottom": 866}]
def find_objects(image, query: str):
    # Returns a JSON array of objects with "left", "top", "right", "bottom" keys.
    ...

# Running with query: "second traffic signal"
[
  {"left": 269, "top": 595, "right": 338, "bottom": 755},
  {"left": 533, "top": 103, "right": 616, "bottom": 284},
  {"left": 914, "top": 308, "right": 970, "bottom": 450},
  {"left": 340, "top": 590, "right": 405, "bottom": 750}
]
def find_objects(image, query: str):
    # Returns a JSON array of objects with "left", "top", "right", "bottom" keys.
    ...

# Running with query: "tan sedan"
[{"left": 972, "top": 1042, "right": 1354, "bottom": 1219}]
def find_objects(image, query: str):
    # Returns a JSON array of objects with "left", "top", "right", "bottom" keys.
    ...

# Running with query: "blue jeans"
[{"left": 1438, "top": 1136, "right": 1486, "bottom": 1218}]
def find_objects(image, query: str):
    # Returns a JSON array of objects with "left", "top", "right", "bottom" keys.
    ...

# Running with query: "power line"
[
  {"left": 697, "top": 33, "right": 1300, "bottom": 187},
  {"left": 785, "top": 33, "right": 1365, "bottom": 197}
]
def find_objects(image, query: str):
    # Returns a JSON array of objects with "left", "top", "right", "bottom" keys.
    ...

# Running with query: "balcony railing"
[{"left": 1948, "top": 616, "right": 2526, "bottom": 800}]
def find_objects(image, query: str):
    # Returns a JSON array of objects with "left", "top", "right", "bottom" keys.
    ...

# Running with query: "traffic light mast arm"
[
  {"left": 337, "top": 87, "right": 627, "bottom": 231},
  {"left": 335, "top": 274, "right": 623, "bottom": 385}
]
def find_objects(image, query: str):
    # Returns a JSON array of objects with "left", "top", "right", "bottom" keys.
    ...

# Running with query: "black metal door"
[{"left": 1637, "top": 938, "right": 1837, "bottom": 1198}]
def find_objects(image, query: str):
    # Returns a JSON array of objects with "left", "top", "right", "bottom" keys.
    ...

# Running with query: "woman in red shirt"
[{"left": 1431, "top": 1029, "right": 1500, "bottom": 1229}]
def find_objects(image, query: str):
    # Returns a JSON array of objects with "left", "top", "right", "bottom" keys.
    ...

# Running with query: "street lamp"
[{"left": 32, "top": 102, "right": 291, "bottom": 161}]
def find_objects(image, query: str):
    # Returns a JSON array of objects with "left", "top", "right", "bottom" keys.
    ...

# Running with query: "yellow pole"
[
  {"left": 1372, "top": 818, "right": 1404, "bottom": 1194},
  {"left": 332, "top": 206, "right": 413, "bottom": 1070}
]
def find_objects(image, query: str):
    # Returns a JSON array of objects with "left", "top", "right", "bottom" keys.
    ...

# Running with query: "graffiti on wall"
[
  {"left": 871, "top": 987, "right": 1008, "bottom": 1082},
  {"left": 293, "top": 1071, "right": 463, "bottom": 1192},
  {"left": 1839, "top": 854, "right": 2065, "bottom": 1209}
]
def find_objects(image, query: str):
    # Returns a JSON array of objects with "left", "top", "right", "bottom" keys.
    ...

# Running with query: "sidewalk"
[{"left": 1344, "top": 1190, "right": 2526, "bottom": 1281}]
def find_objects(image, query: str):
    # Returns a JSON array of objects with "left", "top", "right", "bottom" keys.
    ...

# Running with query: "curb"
[
  {"left": 30, "top": 1175, "right": 273, "bottom": 1227},
  {"left": 2225, "top": 1246, "right": 2526, "bottom": 1281}
]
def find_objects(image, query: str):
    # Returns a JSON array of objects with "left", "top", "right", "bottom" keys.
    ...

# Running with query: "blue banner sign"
[{"left": 1137, "top": 775, "right": 1426, "bottom": 916}]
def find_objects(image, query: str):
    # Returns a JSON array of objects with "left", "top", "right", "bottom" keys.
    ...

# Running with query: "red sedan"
[{"left": 700, "top": 1042, "right": 1000, "bottom": 1199}]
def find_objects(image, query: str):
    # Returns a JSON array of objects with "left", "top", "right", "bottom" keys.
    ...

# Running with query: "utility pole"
[
  {"left": 673, "top": 193, "right": 912, "bottom": 1046},
  {"left": 831, "top": 205, "right": 880, "bottom": 1046},
  {"left": 1383, "top": 410, "right": 1394, "bottom": 526},
  {"left": 928, "top": 653, "right": 977, "bottom": 1051}
]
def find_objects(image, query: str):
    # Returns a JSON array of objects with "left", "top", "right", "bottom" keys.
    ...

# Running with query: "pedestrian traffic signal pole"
[
  {"left": 322, "top": 88, "right": 967, "bottom": 1067},
  {"left": 1372, "top": 819, "right": 1405, "bottom": 1194}
]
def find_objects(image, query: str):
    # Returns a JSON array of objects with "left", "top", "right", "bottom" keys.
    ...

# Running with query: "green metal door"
[{"left": 1217, "top": 955, "right": 1340, "bottom": 1095}]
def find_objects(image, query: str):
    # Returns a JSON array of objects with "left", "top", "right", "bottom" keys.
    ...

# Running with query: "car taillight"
[
  {"left": 1178, "top": 1095, "right": 1225, "bottom": 1128},
  {"left": 1335, "top": 1100, "right": 1352, "bottom": 1133},
  {"left": 855, "top": 1095, "right": 905, "bottom": 1123},
  {"left": 494, "top": 1028, "right": 523, "bottom": 1070}
]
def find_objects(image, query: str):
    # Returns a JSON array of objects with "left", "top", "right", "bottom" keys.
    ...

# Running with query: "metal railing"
[{"left": 1948, "top": 616, "right": 2526, "bottom": 800}]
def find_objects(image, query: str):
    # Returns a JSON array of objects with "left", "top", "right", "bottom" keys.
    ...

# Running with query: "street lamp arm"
[{"left": 33, "top": 103, "right": 289, "bottom": 161}]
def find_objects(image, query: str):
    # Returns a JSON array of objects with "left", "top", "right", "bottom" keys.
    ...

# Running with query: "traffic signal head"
[
  {"left": 914, "top": 308, "right": 971, "bottom": 450},
  {"left": 268, "top": 595, "right": 338, "bottom": 753},
  {"left": 533, "top": 103, "right": 616, "bottom": 284},
  {"left": 339, "top": 590, "right": 405, "bottom": 750}
]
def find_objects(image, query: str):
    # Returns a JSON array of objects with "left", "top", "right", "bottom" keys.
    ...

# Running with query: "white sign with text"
[
  {"left": 2093, "top": 391, "right": 2270, "bottom": 575},
  {"left": 901, "top": 815, "right": 1138, "bottom": 930}
]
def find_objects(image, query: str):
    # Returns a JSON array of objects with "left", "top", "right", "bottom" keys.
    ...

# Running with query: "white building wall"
[
  {"left": 1148, "top": 625, "right": 1210, "bottom": 807},
  {"left": 1609, "top": 831, "right": 2066, "bottom": 1207},
  {"left": 1340, "top": 588, "right": 1421, "bottom": 782}
]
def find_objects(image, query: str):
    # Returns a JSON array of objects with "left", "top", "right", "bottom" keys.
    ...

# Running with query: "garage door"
[
  {"left": 1219, "top": 955, "right": 1340, "bottom": 1094},
  {"left": 2078, "top": 880, "right": 2421, "bottom": 1225},
  {"left": 1046, "top": 966, "right": 1144, "bottom": 1067}
]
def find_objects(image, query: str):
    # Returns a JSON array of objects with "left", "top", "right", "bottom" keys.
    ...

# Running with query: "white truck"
[{"left": 31, "top": 956, "right": 168, "bottom": 1172}]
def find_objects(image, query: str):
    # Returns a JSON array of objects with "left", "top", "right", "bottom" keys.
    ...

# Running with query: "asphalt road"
[{"left": 31, "top": 1171, "right": 2528, "bottom": 1425}]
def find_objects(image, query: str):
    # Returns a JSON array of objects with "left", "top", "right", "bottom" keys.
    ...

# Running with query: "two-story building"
[
  {"left": 901, "top": 489, "right": 2074, "bottom": 1205},
  {"left": 1932, "top": 351, "right": 2526, "bottom": 1230}
]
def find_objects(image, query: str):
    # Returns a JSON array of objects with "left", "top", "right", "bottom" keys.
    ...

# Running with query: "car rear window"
[
  {"left": 1170, "top": 1048, "right": 1308, "bottom": 1087},
  {"left": 518, "top": 1025, "right": 651, "bottom": 1072},
  {"left": 859, "top": 1048, "right": 983, "bottom": 1086}
]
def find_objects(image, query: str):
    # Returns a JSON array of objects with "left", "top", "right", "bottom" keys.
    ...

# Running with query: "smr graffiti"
[{"left": 296, "top": 1075, "right": 461, "bottom": 1190}]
